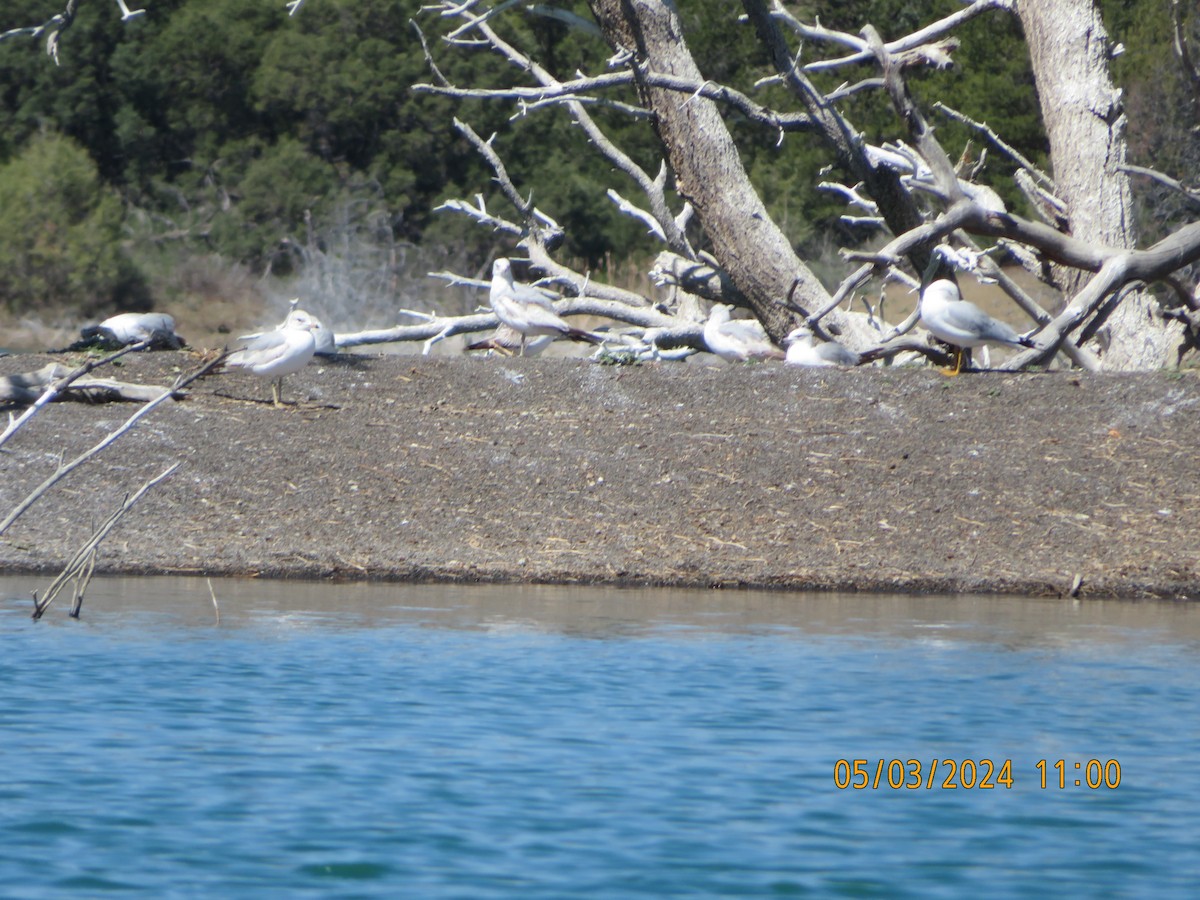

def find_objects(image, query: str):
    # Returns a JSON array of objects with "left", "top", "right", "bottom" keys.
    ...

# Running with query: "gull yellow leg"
[{"left": 939, "top": 347, "right": 965, "bottom": 377}]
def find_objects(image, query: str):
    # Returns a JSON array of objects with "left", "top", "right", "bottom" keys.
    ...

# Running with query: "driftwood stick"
[
  {"left": 32, "top": 461, "right": 181, "bottom": 620},
  {"left": 68, "top": 550, "right": 97, "bottom": 619},
  {"left": 206, "top": 577, "right": 221, "bottom": 625},
  {"left": 0, "top": 342, "right": 151, "bottom": 448},
  {"left": 0, "top": 353, "right": 219, "bottom": 538}
]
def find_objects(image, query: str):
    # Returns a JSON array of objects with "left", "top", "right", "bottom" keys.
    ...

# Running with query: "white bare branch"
[
  {"left": 933, "top": 101, "right": 1055, "bottom": 191},
  {"left": 1120, "top": 164, "right": 1200, "bottom": 212},
  {"left": 0, "top": 342, "right": 154, "bottom": 449},
  {"left": 607, "top": 189, "right": 667, "bottom": 241},
  {"left": 423, "top": 3, "right": 696, "bottom": 257},
  {"left": 0, "top": 355, "right": 222, "bottom": 538},
  {"left": 32, "top": 462, "right": 180, "bottom": 620},
  {"left": 771, "top": 0, "right": 1015, "bottom": 74}
]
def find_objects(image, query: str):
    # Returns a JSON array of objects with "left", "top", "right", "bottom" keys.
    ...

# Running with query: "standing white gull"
[
  {"left": 282, "top": 300, "right": 337, "bottom": 356},
  {"left": 239, "top": 307, "right": 336, "bottom": 356},
  {"left": 227, "top": 310, "right": 321, "bottom": 406},
  {"left": 783, "top": 326, "right": 860, "bottom": 368},
  {"left": 919, "top": 279, "right": 1034, "bottom": 375},
  {"left": 703, "top": 304, "right": 784, "bottom": 362},
  {"left": 489, "top": 258, "right": 600, "bottom": 355}
]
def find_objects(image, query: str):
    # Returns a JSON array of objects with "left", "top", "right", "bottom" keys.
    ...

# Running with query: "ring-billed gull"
[
  {"left": 239, "top": 306, "right": 336, "bottom": 356},
  {"left": 489, "top": 258, "right": 600, "bottom": 355},
  {"left": 75, "top": 312, "right": 184, "bottom": 350},
  {"left": 283, "top": 300, "right": 336, "bottom": 356},
  {"left": 919, "top": 279, "right": 1035, "bottom": 375},
  {"left": 703, "top": 304, "right": 784, "bottom": 362},
  {"left": 783, "top": 326, "right": 860, "bottom": 367},
  {"left": 227, "top": 310, "right": 322, "bottom": 406}
]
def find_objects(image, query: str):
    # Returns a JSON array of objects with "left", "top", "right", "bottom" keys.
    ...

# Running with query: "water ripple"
[{"left": 2, "top": 578, "right": 1199, "bottom": 897}]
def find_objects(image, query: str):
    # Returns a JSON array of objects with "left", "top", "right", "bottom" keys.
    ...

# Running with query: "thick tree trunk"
[
  {"left": 1019, "top": 0, "right": 1182, "bottom": 369},
  {"left": 587, "top": 0, "right": 874, "bottom": 347}
]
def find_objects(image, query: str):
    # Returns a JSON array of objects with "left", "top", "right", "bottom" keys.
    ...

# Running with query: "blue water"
[{"left": 2, "top": 578, "right": 1198, "bottom": 898}]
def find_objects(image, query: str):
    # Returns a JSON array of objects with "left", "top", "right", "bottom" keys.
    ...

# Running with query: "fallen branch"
[
  {"left": 0, "top": 355, "right": 222, "bottom": 538},
  {"left": 32, "top": 461, "right": 181, "bottom": 620},
  {"left": 0, "top": 362, "right": 175, "bottom": 405},
  {"left": 0, "top": 342, "right": 153, "bottom": 448}
]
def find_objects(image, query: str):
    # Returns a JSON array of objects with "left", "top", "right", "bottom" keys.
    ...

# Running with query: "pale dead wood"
[
  {"left": 933, "top": 101, "right": 1056, "bottom": 192},
  {"left": 772, "top": 0, "right": 1014, "bottom": 74},
  {"left": 206, "top": 577, "right": 221, "bottom": 625},
  {"left": 0, "top": 363, "right": 176, "bottom": 405},
  {"left": 0, "top": 355, "right": 223, "bottom": 538},
  {"left": 1003, "top": 222, "right": 1200, "bottom": 368},
  {"left": 426, "top": 2, "right": 695, "bottom": 258},
  {"left": 0, "top": 342, "right": 152, "bottom": 448},
  {"left": 0, "top": 0, "right": 144, "bottom": 63},
  {"left": 31, "top": 461, "right": 181, "bottom": 620},
  {"left": 1120, "top": 164, "right": 1200, "bottom": 212},
  {"left": 68, "top": 549, "right": 97, "bottom": 619},
  {"left": 419, "top": 0, "right": 1199, "bottom": 369}
]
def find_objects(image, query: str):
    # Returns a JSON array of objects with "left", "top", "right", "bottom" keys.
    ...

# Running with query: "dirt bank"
[{"left": 2, "top": 350, "right": 1197, "bottom": 599}]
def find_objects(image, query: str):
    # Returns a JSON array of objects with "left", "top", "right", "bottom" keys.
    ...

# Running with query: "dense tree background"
[{"left": 0, "top": 0, "right": 1194, "bottom": 322}]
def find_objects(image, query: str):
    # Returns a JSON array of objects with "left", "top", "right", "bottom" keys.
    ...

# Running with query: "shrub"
[{"left": 0, "top": 131, "right": 147, "bottom": 316}]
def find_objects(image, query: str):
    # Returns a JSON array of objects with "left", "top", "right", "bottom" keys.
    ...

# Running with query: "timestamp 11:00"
[
  {"left": 832, "top": 759, "right": 1122, "bottom": 790},
  {"left": 1037, "top": 759, "right": 1122, "bottom": 789}
]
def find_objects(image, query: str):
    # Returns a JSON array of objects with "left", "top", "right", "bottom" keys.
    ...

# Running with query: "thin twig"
[
  {"left": 0, "top": 341, "right": 151, "bottom": 449},
  {"left": 1, "top": 356, "right": 219, "bottom": 538},
  {"left": 933, "top": 101, "right": 1055, "bottom": 190},
  {"left": 206, "top": 578, "right": 221, "bottom": 626},
  {"left": 68, "top": 550, "right": 97, "bottom": 619},
  {"left": 32, "top": 462, "right": 181, "bottom": 619}
]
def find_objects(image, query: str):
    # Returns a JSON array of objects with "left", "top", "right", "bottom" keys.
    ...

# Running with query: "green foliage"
[
  {"left": 1099, "top": 0, "right": 1200, "bottom": 235},
  {"left": 0, "top": 0, "right": 1189, "bottom": 293},
  {"left": 0, "top": 131, "right": 147, "bottom": 315}
]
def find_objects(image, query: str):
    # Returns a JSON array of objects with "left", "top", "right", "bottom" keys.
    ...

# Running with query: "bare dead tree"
[
  {"left": 10, "top": 1, "right": 1200, "bottom": 368},
  {"left": 405, "top": 0, "right": 1200, "bottom": 370}
]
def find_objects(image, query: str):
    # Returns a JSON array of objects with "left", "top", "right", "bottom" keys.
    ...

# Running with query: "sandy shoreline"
[{"left": 1, "top": 351, "right": 1197, "bottom": 599}]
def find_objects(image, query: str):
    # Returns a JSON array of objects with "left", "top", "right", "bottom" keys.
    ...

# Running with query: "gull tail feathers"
[{"left": 566, "top": 328, "right": 603, "bottom": 345}]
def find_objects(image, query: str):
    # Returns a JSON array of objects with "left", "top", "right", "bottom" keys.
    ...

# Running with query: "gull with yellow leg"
[
  {"left": 918, "top": 279, "right": 1035, "bottom": 375},
  {"left": 227, "top": 310, "right": 323, "bottom": 406}
]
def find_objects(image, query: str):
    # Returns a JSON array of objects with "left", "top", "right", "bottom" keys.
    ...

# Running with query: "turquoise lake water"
[{"left": 2, "top": 577, "right": 1198, "bottom": 897}]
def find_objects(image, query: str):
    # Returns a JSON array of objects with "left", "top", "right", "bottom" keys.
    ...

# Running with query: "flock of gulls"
[{"left": 65, "top": 256, "right": 1035, "bottom": 405}]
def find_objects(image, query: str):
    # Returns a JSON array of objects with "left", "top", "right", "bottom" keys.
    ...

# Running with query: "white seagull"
[
  {"left": 703, "top": 304, "right": 784, "bottom": 362},
  {"left": 239, "top": 306, "right": 336, "bottom": 356},
  {"left": 783, "top": 326, "right": 860, "bottom": 368},
  {"left": 919, "top": 279, "right": 1035, "bottom": 375},
  {"left": 489, "top": 258, "right": 600, "bottom": 355},
  {"left": 283, "top": 300, "right": 336, "bottom": 356},
  {"left": 78, "top": 312, "right": 184, "bottom": 350},
  {"left": 227, "top": 310, "right": 322, "bottom": 406}
]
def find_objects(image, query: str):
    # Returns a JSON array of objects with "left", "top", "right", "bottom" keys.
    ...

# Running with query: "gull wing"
[{"left": 940, "top": 300, "right": 1022, "bottom": 345}]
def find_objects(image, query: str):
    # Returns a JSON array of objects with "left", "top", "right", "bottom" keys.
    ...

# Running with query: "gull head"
[
  {"left": 707, "top": 303, "right": 732, "bottom": 324},
  {"left": 284, "top": 310, "right": 322, "bottom": 333},
  {"left": 784, "top": 326, "right": 815, "bottom": 346},
  {"left": 920, "top": 279, "right": 962, "bottom": 310}
]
